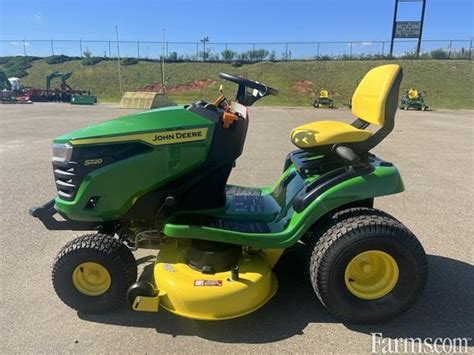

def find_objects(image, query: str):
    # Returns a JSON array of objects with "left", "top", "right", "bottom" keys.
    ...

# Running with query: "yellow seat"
[
  {"left": 291, "top": 121, "right": 373, "bottom": 149},
  {"left": 319, "top": 89, "right": 329, "bottom": 99},
  {"left": 408, "top": 88, "right": 419, "bottom": 99},
  {"left": 290, "top": 64, "right": 402, "bottom": 150}
]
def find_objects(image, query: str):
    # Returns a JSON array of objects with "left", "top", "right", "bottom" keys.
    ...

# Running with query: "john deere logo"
[
  {"left": 152, "top": 129, "right": 205, "bottom": 143},
  {"left": 70, "top": 127, "right": 209, "bottom": 146}
]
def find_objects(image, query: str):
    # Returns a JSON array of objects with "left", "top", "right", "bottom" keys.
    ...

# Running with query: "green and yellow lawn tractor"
[
  {"left": 400, "top": 88, "right": 428, "bottom": 111},
  {"left": 313, "top": 89, "right": 335, "bottom": 108},
  {"left": 31, "top": 64, "right": 428, "bottom": 324}
]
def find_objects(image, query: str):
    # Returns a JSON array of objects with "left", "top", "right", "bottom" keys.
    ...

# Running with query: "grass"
[{"left": 3, "top": 58, "right": 473, "bottom": 109}]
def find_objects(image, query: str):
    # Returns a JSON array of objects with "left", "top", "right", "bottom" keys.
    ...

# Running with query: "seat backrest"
[
  {"left": 408, "top": 88, "right": 419, "bottom": 99},
  {"left": 319, "top": 89, "right": 329, "bottom": 98},
  {"left": 351, "top": 64, "right": 402, "bottom": 126}
]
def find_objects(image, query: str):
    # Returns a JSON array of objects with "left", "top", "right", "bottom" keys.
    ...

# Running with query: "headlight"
[{"left": 52, "top": 143, "right": 73, "bottom": 164}]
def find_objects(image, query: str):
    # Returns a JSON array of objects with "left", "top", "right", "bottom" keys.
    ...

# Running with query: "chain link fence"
[{"left": 1, "top": 39, "right": 472, "bottom": 60}]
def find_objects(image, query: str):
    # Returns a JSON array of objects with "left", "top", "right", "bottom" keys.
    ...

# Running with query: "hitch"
[{"left": 29, "top": 199, "right": 98, "bottom": 231}]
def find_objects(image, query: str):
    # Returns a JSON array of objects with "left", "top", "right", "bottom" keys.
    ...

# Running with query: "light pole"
[
  {"left": 161, "top": 28, "right": 166, "bottom": 94},
  {"left": 115, "top": 26, "right": 123, "bottom": 96},
  {"left": 200, "top": 36, "right": 209, "bottom": 61}
]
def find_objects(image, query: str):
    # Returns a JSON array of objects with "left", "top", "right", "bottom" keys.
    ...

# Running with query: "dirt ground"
[{"left": 0, "top": 103, "right": 472, "bottom": 353}]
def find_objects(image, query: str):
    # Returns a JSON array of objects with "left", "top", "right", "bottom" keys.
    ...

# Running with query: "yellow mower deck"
[{"left": 132, "top": 241, "right": 280, "bottom": 320}]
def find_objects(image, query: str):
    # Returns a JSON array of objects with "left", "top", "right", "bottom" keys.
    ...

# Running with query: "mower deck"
[{"left": 133, "top": 241, "right": 279, "bottom": 320}]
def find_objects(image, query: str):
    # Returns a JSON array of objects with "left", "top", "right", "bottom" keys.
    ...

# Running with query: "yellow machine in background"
[
  {"left": 313, "top": 89, "right": 335, "bottom": 108},
  {"left": 400, "top": 87, "right": 428, "bottom": 111}
]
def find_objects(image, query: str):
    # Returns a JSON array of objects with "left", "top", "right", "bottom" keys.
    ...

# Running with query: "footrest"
[
  {"left": 226, "top": 186, "right": 262, "bottom": 196},
  {"left": 205, "top": 218, "right": 270, "bottom": 233},
  {"left": 172, "top": 215, "right": 271, "bottom": 233}
]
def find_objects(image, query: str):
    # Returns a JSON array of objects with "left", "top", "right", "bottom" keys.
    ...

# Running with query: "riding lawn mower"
[
  {"left": 313, "top": 89, "right": 335, "bottom": 108},
  {"left": 400, "top": 88, "right": 428, "bottom": 111},
  {"left": 31, "top": 64, "right": 428, "bottom": 324}
]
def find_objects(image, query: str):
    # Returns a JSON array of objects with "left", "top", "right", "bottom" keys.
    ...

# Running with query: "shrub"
[
  {"left": 121, "top": 57, "right": 138, "bottom": 66},
  {"left": 221, "top": 49, "right": 237, "bottom": 62},
  {"left": 46, "top": 55, "right": 72, "bottom": 65},
  {"left": 82, "top": 57, "right": 103, "bottom": 66},
  {"left": 231, "top": 61, "right": 242, "bottom": 67},
  {"left": 3, "top": 58, "right": 32, "bottom": 70},
  {"left": 430, "top": 48, "right": 449, "bottom": 59},
  {"left": 319, "top": 55, "right": 332, "bottom": 61},
  {"left": 7, "top": 69, "right": 28, "bottom": 78},
  {"left": 400, "top": 51, "right": 418, "bottom": 59}
]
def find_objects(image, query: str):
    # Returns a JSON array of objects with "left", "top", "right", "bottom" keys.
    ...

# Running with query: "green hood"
[{"left": 54, "top": 106, "right": 212, "bottom": 144}]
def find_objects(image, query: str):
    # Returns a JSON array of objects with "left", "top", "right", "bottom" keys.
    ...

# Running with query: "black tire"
[
  {"left": 52, "top": 233, "right": 137, "bottom": 313},
  {"left": 306, "top": 207, "right": 428, "bottom": 324}
]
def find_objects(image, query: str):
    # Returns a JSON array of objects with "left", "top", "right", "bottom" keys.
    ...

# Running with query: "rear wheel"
[
  {"left": 307, "top": 208, "right": 428, "bottom": 323},
  {"left": 52, "top": 233, "right": 137, "bottom": 313}
]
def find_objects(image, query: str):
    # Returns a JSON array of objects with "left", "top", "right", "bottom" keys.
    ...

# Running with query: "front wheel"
[
  {"left": 52, "top": 233, "right": 137, "bottom": 313},
  {"left": 307, "top": 208, "right": 428, "bottom": 323}
]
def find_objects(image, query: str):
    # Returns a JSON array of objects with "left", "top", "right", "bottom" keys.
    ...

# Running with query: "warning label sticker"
[{"left": 194, "top": 279, "right": 223, "bottom": 287}]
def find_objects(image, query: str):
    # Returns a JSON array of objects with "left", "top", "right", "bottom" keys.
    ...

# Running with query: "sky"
[{"left": 0, "top": 0, "right": 472, "bottom": 57}]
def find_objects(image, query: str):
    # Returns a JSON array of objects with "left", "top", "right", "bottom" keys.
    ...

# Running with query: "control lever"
[{"left": 334, "top": 145, "right": 360, "bottom": 164}]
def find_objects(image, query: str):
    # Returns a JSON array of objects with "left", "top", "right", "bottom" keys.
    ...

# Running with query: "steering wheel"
[{"left": 218, "top": 73, "right": 279, "bottom": 106}]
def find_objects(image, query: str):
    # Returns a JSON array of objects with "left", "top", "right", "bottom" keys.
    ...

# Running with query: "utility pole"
[
  {"left": 23, "top": 39, "right": 27, "bottom": 56},
  {"left": 115, "top": 26, "right": 123, "bottom": 96},
  {"left": 200, "top": 36, "right": 209, "bottom": 61}
]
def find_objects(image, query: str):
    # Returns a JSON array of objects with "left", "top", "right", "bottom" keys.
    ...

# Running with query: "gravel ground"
[{"left": 0, "top": 103, "right": 472, "bottom": 354}]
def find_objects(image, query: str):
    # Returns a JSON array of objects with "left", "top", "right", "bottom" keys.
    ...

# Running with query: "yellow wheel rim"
[
  {"left": 344, "top": 250, "right": 399, "bottom": 300},
  {"left": 72, "top": 262, "right": 111, "bottom": 296}
]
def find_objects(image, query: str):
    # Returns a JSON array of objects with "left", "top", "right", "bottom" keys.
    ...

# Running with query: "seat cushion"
[{"left": 290, "top": 120, "right": 373, "bottom": 149}]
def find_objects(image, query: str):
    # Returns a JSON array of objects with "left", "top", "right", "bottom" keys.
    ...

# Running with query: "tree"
[
  {"left": 237, "top": 52, "right": 249, "bottom": 61},
  {"left": 247, "top": 49, "right": 269, "bottom": 62},
  {"left": 168, "top": 51, "right": 178, "bottom": 61},
  {"left": 221, "top": 49, "right": 236, "bottom": 62},
  {"left": 268, "top": 50, "right": 277, "bottom": 61},
  {"left": 430, "top": 48, "right": 449, "bottom": 59},
  {"left": 200, "top": 50, "right": 211, "bottom": 61},
  {"left": 82, "top": 47, "right": 102, "bottom": 66}
]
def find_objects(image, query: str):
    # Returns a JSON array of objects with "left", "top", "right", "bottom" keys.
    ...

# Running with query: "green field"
[{"left": 8, "top": 58, "right": 474, "bottom": 108}]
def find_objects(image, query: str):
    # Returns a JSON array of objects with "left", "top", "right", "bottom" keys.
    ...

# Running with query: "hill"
[{"left": 3, "top": 58, "right": 473, "bottom": 108}]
